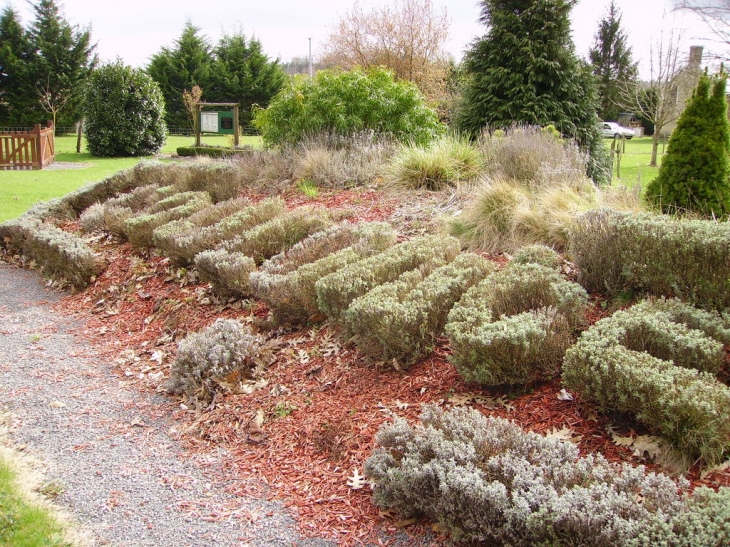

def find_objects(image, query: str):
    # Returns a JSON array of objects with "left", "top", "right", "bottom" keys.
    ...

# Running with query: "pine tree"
[
  {"left": 588, "top": 0, "right": 638, "bottom": 122},
  {"left": 147, "top": 21, "right": 214, "bottom": 128},
  {"left": 0, "top": 7, "right": 35, "bottom": 126},
  {"left": 456, "top": 0, "right": 608, "bottom": 184},
  {"left": 645, "top": 71, "right": 730, "bottom": 217},
  {"left": 208, "top": 32, "right": 286, "bottom": 127}
]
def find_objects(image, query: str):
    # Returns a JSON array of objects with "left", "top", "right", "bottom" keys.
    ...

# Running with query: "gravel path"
[{"left": 0, "top": 262, "right": 336, "bottom": 547}]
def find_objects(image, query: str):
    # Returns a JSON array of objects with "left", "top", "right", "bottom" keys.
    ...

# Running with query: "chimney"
[{"left": 689, "top": 46, "right": 703, "bottom": 68}]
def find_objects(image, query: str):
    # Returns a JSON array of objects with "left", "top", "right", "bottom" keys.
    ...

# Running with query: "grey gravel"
[{"left": 0, "top": 262, "right": 337, "bottom": 547}]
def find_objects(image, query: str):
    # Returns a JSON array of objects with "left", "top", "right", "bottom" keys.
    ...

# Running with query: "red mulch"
[{"left": 51, "top": 187, "right": 730, "bottom": 546}]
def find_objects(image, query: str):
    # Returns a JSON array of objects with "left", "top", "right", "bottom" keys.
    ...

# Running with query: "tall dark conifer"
[
  {"left": 0, "top": 7, "right": 35, "bottom": 125},
  {"left": 456, "top": 0, "right": 609, "bottom": 183}
]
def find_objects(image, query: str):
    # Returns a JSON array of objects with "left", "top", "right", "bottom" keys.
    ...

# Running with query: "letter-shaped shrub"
[
  {"left": 445, "top": 262, "right": 587, "bottom": 386},
  {"left": 123, "top": 191, "right": 212, "bottom": 248},
  {"left": 563, "top": 298, "right": 730, "bottom": 464},
  {"left": 365, "top": 405, "right": 729, "bottom": 546},
  {"left": 344, "top": 253, "right": 495, "bottom": 367},
  {"left": 194, "top": 249, "right": 257, "bottom": 297},
  {"left": 315, "top": 234, "right": 461, "bottom": 320},
  {"left": 158, "top": 196, "right": 284, "bottom": 265}
]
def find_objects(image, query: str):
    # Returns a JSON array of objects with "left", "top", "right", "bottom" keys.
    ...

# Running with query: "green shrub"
[
  {"left": 252, "top": 67, "right": 444, "bottom": 146},
  {"left": 445, "top": 262, "right": 587, "bottom": 386},
  {"left": 176, "top": 146, "right": 253, "bottom": 159},
  {"left": 344, "top": 254, "right": 494, "bottom": 366},
  {"left": 251, "top": 222, "right": 397, "bottom": 325},
  {"left": 166, "top": 319, "right": 265, "bottom": 401},
  {"left": 84, "top": 61, "right": 166, "bottom": 157},
  {"left": 645, "top": 72, "right": 730, "bottom": 217},
  {"left": 563, "top": 298, "right": 730, "bottom": 464},
  {"left": 511, "top": 244, "right": 562, "bottom": 270},
  {"left": 221, "top": 206, "right": 332, "bottom": 264},
  {"left": 167, "top": 162, "right": 253, "bottom": 203},
  {"left": 365, "top": 405, "right": 729, "bottom": 546},
  {"left": 194, "top": 250, "right": 257, "bottom": 297},
  {"left": 387, "top": 135, "right": 484, "bottom": 190},
  {"left": 158, "top": 197, "right": 285, "bottom": 265},
  {"left": 570, "top": 209, "right": 730, "bottom": 310},
  {"left": 315, "top": 234, "right": 461, "bottom": 320},
  {"left": 123, "top": 191, "right": 213, "bottom": 248}
]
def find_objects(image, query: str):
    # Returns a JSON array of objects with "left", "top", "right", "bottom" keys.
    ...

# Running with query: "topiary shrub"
[
  {"left": 194, "top": 250, "right": 257, "bottom": 297},
  {"left": 84, "top": 61, "right": 167, "bottom": 157},
  {"left": 344, "top": 253, "right": 494, "bottom": 367},
  {"left": 365, "top": 405, "right": 730, "bottom": 546},
  {"left": 445, "top": 262, "right": 587, "bottom": 386},
  {"left": 252, "top": 67, "right": 444, "bottom": 147},
  {"left": 176, "top": 146, "right": 253, "bottom": 159},
  {"left": 645, "top": 72, "right": 730, "bottom": 217},
  {"left": 166, "top": 319, "right": 265, "bottom": 401},
  {"left": 563, "top": 298, "right": 730, "bottom": 464},
  {"left": 315, "top": 234, "right": 461, "bottom": 320}
]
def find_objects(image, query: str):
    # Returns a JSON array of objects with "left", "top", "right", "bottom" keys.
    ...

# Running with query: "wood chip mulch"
[{"left": 50, "top": 187, "right": 730, "bottom": 546}]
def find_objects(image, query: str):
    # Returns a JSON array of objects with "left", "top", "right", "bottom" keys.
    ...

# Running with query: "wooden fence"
[{"left": 0, "top": 123, "right": 55, "bottom": 170}]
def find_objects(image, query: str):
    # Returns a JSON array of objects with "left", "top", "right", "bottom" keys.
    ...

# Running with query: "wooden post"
[
  {"left": 34, "top": 124, "right": 43, "bottom": 168},
  {"left": 233, "top": 105, "right": 240, "bottom": 147},
  {"left": 76, "top": 120, "right": 83, "bottom": 153},
  {"left": 195, "top": 104, "right": 201, "bottom": 147}
]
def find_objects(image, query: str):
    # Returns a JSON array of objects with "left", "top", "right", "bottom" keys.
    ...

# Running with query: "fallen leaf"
[
  {"left": 395, "top": 400, "right": 409, "bottom": 410},
  {"left": 346, "top": 468, "right": 367, "bottom": 490},
  {"left": 546, "top": 426, "right": 582, "bottom": 445},
  {"left": 49, "top": 401, "right": 65, "bottom": 408},
  {"left": 557, "top": 389, "right": 574, "bottom": 401}
]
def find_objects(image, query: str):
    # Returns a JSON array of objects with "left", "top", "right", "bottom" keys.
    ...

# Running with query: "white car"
[{"left": 599, "top": 122, "right": 634, "bottom": 139}]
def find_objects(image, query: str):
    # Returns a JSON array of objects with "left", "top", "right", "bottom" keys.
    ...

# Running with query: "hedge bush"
[
  {"left": 445, "top": 262, "right": 587, "bottom": 386},
  {"left": 511, "top": 244, "right": 562, "bottom": 270},
  {"left": 176, "top": 146, "right": 253, "bottom": 159},
  {"left": 365, "top": 405, "right": 730, "bottom": 546},
  {"left": 344, "top": 253, "right": 494, "bottom": 367},
  {"left": 563, "top": 298, "right": 730, "bottom": 464},
  {"left": 194, "top": 250, "right": 257, "bottom": 297},
  {"left": 570, "top": 209, "right": 730, "bottom": 310},
  {"left": 315, "top": 234, "right": 461, "bottom": 320}
]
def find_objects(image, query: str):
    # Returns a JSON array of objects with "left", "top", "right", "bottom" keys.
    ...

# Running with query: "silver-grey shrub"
[
  {"left": 365, "top": 405, "right": 727, "bottom": 546},
  {"left": 511, "top": 244, "right": 562, "bottom": 270},
  {"left": 344, "top": 253, "right": 495, "bottom": 367},
  {"left": 194, "top": 249, "right": 257, "bottom": 296},
  {"left": 315, "top": 234, "right": 462, "bottom": 320},
  {"left": 570, "top": 209, "right": 730, "bottom": 310},
  {"left": 123, "top": 191, "right": 213, "bottom": 248},
  {"left": 445, "top": 262, "right": 587, "bottom": 386},
  {"left": 166, "top": 319, "right": 264, "bottom": 401},
  {"left": 563, "top": 298, "right": 730, "bottom": 464}
]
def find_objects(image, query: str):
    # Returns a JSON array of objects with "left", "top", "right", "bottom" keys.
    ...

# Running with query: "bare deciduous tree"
[
  {"left": 320, "top": 0, "right": 451, "bottom": 103},
  {"left": 619, "top": 30, "right": 693, "bottom": 167},
  {"left": 674, "top": 0, "right": 730, "bottom": 56}
]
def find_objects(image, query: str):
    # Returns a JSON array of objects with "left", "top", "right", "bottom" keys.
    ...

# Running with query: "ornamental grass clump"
[
  {"left": 365, "top": 405, "right": 730, "bottom": 546},
  {"left": 563, "top": 298, "right": 730, "bottom": 464},
  {"left": 167, "top": 319, "right": 265, "bottom": 402},
  {"left": 570, "top": 209, "right": 730, "bottom": 310},
  {"left": 123, "top": 191, "right": 213, "bottom": 248},
  {"left": 344, "top": 253, "right": 495, "bottom": 367},
  {"left": 445, "top": 262, "right": 587, "bottom": 386},
  {"left": 159, "top": 197, "right": 285, "bottom": 265},
  {"left": 315, "top": 234, "right": 461, "bottom": 320},
  {"left": 252, "top": 222, "right": 397, "bottom": 325}
]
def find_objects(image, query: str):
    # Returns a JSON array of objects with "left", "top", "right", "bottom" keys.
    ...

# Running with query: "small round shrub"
[
  {"left": 84, "top": 61, "right": 167, "bottom": 157},
  {"left": 512, "top": 244, "right": 562, "bottom": 270}
]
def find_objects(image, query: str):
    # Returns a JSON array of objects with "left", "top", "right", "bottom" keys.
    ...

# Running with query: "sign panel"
[
  {"left": 200, "top": 112, "right": 218, "bottom": 133},
  {"left": 218, "top": 112, "right": 235, "bottom": 135}
]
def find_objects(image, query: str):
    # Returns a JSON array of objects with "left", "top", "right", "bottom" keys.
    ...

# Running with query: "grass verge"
[{"left": 608, "top": 136, "right": 666, "bottom": 188}]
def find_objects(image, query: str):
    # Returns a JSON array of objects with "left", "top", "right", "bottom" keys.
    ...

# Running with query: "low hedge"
[
  {"left": 344, "top": 253, "right": 494, "bottom": 367},
  {"left": 176, "top": 145, "right": 254, "bottom": 159},
  {"left": 194, "top": 249, "right": 257, "bottom": 296},
  {"left": 563, "top": 298, "right": 730, "bottom": 464}
]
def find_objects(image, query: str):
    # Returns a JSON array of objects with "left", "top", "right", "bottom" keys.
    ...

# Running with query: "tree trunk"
[{"left": 650, "top": 131, "right": 660, "bottom": 167}]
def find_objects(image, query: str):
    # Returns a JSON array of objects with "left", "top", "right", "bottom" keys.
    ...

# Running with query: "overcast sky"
[{"left": 2, "top": 0, "right": 726, "bottom": 78}]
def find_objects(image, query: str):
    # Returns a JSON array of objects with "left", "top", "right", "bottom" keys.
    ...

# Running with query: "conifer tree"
[
  {"left": 456, "top": 0, "right": 609, "bottom": 184},
  {"left": 0, "top": 7, "right": 35, "bottom": 125},
  {"left": 645, "top": 71, "right": 730, "bottom": 217}
]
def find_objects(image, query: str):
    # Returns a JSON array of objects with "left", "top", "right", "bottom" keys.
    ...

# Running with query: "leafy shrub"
[
  {"left": 344, "top": 253, "right": 494, "bottom": 366},
  {"left": 365, "top": 405, "right": 729, "bottom": 546},
  {"left": 251, "top": 222, "right": 397, "bottom": 325},
  {"left": 445, "top": 262, "right": 587, "bottom": 386},
  {"left": 569, "top": 209, "right": 730, "bottom": 310},
  {"left": 157, "top": 197, "right": 284, "bottom": 265},
  {"left": 315, "top": 235, "right": 461, "bottom": 320},
  {"left": 176, "top": 146, "right": 253, "bottom": 158},
  {"left": 84, "top": 61, "right": 166, "bottom": 157},
  {"left": 221, "top": 206, "right": 332, "bottom": 264},
  {"left": 252, "top": 67, "right": 444, "bottom": 146},
  {"left": 166, "top": 162, "right": 254, "bottom": 203},
  {"left": 166, "top": 319, "right": 265, "bottom": 401},
  {"left": 194, "top": 250, "right": 257, "bottom": 296},
  {"left": 563, "top": 298, "right": 730, "bottom": 464},
  {"left": 511, "top": 244, "right": 562, "bottom": 270},
  {"left": 645, "top": 72, "right": 730, "bottom": 217},
  {"left": 123, "top": 191, "right": 213, "bottom": 248},
  {"left": 387, "top": 135, "right": 484, "bottom": 190}
]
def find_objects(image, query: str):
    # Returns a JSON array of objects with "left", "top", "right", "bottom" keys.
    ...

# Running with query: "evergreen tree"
[
  {"left": 208, "top": 31, "right": 286, "bottom": 127},
  {"left": 0, "top": 7, "right": 35, "bottom": 126},
  {"left": 147, "top": 21, "right": 214, "bottom": 128},
  {"left": 645, "top": 71, "right": 730, "bottom": 217},
  {"left": 589, "top": 0, "right": 638, "bottom": 122},
  {"left": 456, "top": 0, "right": 609, "bottom": 184},
  {"left": 27, "top": 0, "right": 96, "bottom": 128}
]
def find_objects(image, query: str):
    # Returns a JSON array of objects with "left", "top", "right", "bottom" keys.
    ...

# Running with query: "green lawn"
[
  {"left": 608, "top": 136, "right": 666, "bottom": 188},
  {"left": 0, "top": 134, "right": 263, "bottom": 223}
]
